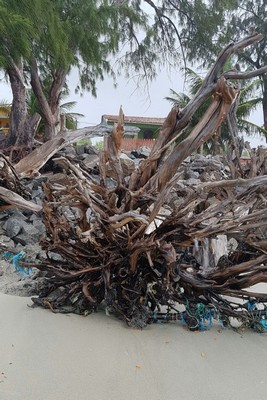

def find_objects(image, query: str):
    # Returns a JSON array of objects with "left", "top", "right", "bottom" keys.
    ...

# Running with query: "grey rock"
[
  {"left": 0, "top": 235, "right": 15, "bottom": 248},
  {"left": 126, "top": 152, "right": 136, "bottom": 160},
  {"left": 184, "top": 168, "right": 200, "bottom": 180},
  {"left": 3, "top": 218, "right": 23, "bottom": 238},
  {"left": 191, "top": 154, "right": 225, "bottom": 172},
  {"left": 75, "top": 144, "right": 85, "bottom": 155},
  {"left": 47, "top": 252, "right": 64, "bottom": 262},
  {"left": 106, "top": 178, "right": 116, "bottom": 189},
  {"left": 9, "top": 209, "right": 27, "bottom": 221},
  {"left": 62, "top": 206, "right": 76, "bottom": 221},
  {"left": 22, "top": 244, "right": 46, "bottom": 261},
  {"left": 29, "top": 214, "right": 39, "bottom": 222},
  {"left": 120, "top": 153, "right": 136, "bottom": 176},
  {"left": 31, "top": 176, "right": 47, "bottom": 191},
  {"left": 131, "top": 146, "right": 151, "bottom": 159},
  {"left": 32, "top": 188, "right": 44, "bottom": 200},
  {"left": 14, "top": 234, "right": 35, "bottom": 246},
  {"left": 61, "top": 146, "right": 77, "bottom": 157},
  {"left": 106, "top": 153, "right": 135, "bottom": 178},
  {"left": 32, "top": 219, "right": 46, "bottom": 235},
  {"left": 32, "top": 195, "right": 43, "bottom": 206},
  {"left": 0, "top": 211, "right": 9, "bottom": 220},
  {"left": 22, "top": 222, "right": 43, "bottom": 237},
  {"left": 84, "top": 145, "right": 99, "bottom": 155},
  {"left": 15, "top": 222, "right": 44, "bottom": 245},
  {"left": 81, "top": 154, "right": 99, "bottom": 168}
]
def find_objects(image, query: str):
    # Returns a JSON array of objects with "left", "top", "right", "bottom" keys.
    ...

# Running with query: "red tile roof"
[{"left": 102, "top": 115, "right": 165, "bottom": 125}]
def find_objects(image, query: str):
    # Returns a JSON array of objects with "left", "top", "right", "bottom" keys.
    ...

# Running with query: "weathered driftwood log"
[
  {"left": 0, "top": 153, "right": 41, "bottom": 212},
  {"left": 129, "top": 33, "right": 265, "bottom": 192},
  {"left": 25, "top": 32, "right": 267, "bottom": 332},
  {"left": 14, "top": 122, "right": 140, "bottom": 179},
  {"left": 0, "top": 187, "right": 42, "bottom": 212}
]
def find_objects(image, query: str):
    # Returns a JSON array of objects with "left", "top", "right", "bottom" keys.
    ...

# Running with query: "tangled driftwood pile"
[
  {"left": 1, "top": 32, "right": 267, "bottom": 331},
  {"left": 30, "top": 147, "right": 267, "bottom": 331}
]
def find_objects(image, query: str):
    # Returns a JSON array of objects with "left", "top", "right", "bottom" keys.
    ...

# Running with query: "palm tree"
[
  {"left": 59, "top": 100, "right": 84, "bottom": 131},
  {"left": 26, "top": 89, "right": 84, "bottom": 137},
  {"left": 236, "top": 80, "right": 266, "bottom": 136},
  {"left": 165, "top": 68, "right": 266, "bottom": 153}
]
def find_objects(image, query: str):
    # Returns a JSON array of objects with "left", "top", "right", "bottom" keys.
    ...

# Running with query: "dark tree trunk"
[
  {"left": 5, "top": 63, "right": 33, "bottom": 150},
  {"left": 262, "top": 77, "right": 267, "bottom": 134}
]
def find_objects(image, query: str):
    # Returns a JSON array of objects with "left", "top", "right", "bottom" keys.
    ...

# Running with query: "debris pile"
[{"left": 1, "top": 32, "right": 267, "bottom": 332}]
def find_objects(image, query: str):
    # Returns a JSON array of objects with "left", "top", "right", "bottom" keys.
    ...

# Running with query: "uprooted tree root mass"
[
  {"left": 2, "top": 33, "right": 267, "bottom": 332},
  {"left": 30, "top": 153, "right": 267, "bottom": 332}
]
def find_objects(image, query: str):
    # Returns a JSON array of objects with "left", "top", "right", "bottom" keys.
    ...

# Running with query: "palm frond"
[
  {"left": 65, "top": 112, "right": 84, "bottom": 118},
  {"left": 237, "top": 98, "right": 263, "bottom": 119},
  {"left": 165, "top": 90, "right": 190, "bottom": 108},
  {"left": 239, "top": 79, "right": 261, "bottom": 103},
  {"left": 60, "top": 101, "right": 78, "bottom": 112},
  {"left": 239, "top": 118, "right": 267, "bottom": 137},
  {"left": 26, "top": 90, "right": 40, "bottom": 115},
  {"left": 222, "top": 58, "right": 235, "bottom": 73},
  {"left": 184, "top": 68, "right": 203, "bottom": 95}
]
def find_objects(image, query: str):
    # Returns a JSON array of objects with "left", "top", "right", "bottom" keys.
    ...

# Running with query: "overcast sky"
[{"left": 0, "top": 65, "right": 265, "bottom": 147}]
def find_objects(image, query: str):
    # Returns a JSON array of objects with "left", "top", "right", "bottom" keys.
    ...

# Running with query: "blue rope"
[
  {"left": 260, "top": 319, "right": 267, "bottom": 330},
  {"left": 3, "top": 250, "right": 32, "bottom": 277}
]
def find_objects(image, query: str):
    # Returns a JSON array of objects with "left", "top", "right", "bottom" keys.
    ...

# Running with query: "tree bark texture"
[
  {"left": 262, "top": 76, "right": 267, "bottom": 133},
  {"left": 30, "top": 58, "right": 67, "bottom": 141},
  {"left": 6, "top": 63, "right": 33, "bottom": 150}
]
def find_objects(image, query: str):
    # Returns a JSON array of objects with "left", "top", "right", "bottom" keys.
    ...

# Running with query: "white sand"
[{"left": 0, "top": 293, "right": 266, "bottom": 400}]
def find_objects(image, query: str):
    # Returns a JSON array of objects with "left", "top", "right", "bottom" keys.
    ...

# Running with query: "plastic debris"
[{"left": 3, "top": 250, "right": 32, "bottom": 277}]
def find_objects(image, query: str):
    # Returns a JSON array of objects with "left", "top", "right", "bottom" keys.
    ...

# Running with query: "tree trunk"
[
  {"left": 262, "top": 76, "right": 267, "bottom": 134},
  {"left": 43, "top": 115, "right": 60, "bottom": 141},
  {"left": 30, "top": 58, "right": 66, "bottom": 141},
  {"left": 6, "top": 63, "right": 33, "bottom": 150}
]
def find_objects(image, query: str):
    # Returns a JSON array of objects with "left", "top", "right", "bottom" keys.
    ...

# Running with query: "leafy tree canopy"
[
  {"left": 0, "top": 0, "right": 266, "bottom": 147},
  {"left": 0, "top": 0, "right": 35, "bottom": 67}
]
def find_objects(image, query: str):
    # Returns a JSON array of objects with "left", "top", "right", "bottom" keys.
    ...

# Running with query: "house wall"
[
  {"left": 0, "top": 111, "right": 10, "bottom": 135},
  {"left": 121, "top": 138, "right": 156, "bottom": 151}
]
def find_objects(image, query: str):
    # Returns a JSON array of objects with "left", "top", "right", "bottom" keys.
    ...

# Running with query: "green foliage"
[
  {"left": 0, "top": 1, "right": 34, "bottom": 67},
  {"left": 223, "top": 1, "right": 266, "bottom": 66},
  {"left": 1, "top": 0, "right": 266, "bottom": 145},
  {"left": 27, "top": 87, "right": 84, "bottom": 133},
  {"left": 181, "top": 0, "right": 267, "bottom": 129},
  {"left": 27, "top": 0, "right": 148, "bottom": 96},
  {"left": 94, "top": 140, "right": 104, "bottom": 151},
  {"left": 75, "top": 138, "right": 92, "bottom": 146},
  {"left": 60, "top": 101, "right": 84, "bottom": 130}
]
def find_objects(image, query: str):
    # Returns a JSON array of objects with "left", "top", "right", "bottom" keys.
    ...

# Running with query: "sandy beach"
[{"left": 0, "top": 293, "right": 266, "bottom": 400}]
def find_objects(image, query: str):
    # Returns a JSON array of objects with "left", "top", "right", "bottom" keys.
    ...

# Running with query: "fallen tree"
[{"left": 3, "top": 32, "right": 267, "bottom": 332}]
